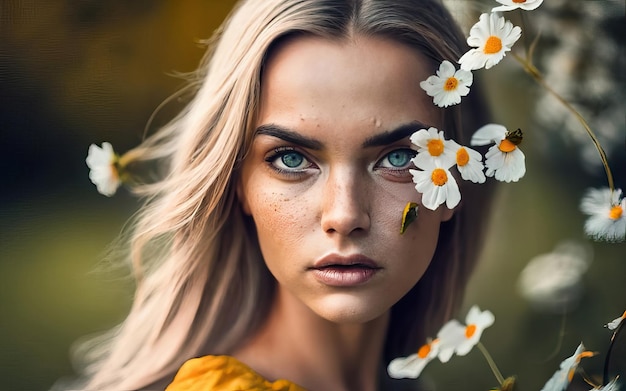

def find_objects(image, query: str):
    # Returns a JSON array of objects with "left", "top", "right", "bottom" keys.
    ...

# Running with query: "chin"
[{"left": 312, "top": 293, "right": 391, "bottom": 324}]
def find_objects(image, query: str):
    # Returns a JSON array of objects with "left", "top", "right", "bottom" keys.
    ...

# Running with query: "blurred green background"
[{"left": 1, "top": 1, "right": 624, "bottom": 390}]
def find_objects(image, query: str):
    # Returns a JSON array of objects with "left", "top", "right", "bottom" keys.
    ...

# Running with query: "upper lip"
[{"left": 311, "top": 254, "right": 381, "bottom": 269}]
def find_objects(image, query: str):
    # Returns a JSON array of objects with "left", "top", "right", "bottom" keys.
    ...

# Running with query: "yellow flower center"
[
  {"left": 456, "top": 147, "right": 470, "bottom": 166},
  {"left": 444, "top": 77, "right": 459, "bottom": 91},
  {"left": 609, "top": 205, "right": 623, "bottom": 220},
  {"left": 417, "top": 343, "right": 431, "bottom": 359},
  {"left": 498, "top": 139, "right": 517, "bottom": 153},
  {"left": 513, "top": 0, "right": 527, "bottom": 3},
  {"left": 431, "top": 168, "right": 448, "bottom": 186},
  {"left": 484, "top": 36, "right": 503, "bottom": 54},
  {"left": 427, "top": 139, "right": 445, "bottom": 156},
  {"left": 465, "top": 324, "right": 477, "bottom": 339}
]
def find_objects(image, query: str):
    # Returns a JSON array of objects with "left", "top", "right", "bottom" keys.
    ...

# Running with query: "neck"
[{"left": 232, "top": 287, "right": 390, "bottom": 391}]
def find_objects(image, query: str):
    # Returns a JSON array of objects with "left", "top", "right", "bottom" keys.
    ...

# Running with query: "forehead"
[{"left": 257, "top": 34, "right": 442, "bottom": 137}]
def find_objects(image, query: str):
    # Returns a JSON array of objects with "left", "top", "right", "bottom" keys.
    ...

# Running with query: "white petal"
[
  {"left": 436, "top": 320, "right": 466, "bottom": 362},
  {"left": 438, "top": 60, "right": 456, "bottom": 77},
  {"left": 459, "top": 49, "right": 487, "bottom": 71},
  {"left": 540, "top": 343, "right": 590, "bottom": 391},
  {"left": 606, "top": 311, "right": 626, "bottom": 331},
  {"left": 493, "top": 147, "right": 526, "bottom": 182},
  {"left": 387, "top": 354, "right": 428, "bottom": 379},
  {"left": 471, "top": 124, "right": 507, "bottom": 146},
  {"left": 444, "top": 174, "right": 461, "bottom": 209}
]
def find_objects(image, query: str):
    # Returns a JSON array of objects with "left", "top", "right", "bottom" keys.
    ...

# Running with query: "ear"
[{"left": 236, "top": 179, "right": 251, "bottom": 215}]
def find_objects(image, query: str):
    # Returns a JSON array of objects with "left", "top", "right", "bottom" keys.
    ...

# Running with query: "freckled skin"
[{"left": 238, "top": 35, "right": 453, "bottom": 324}]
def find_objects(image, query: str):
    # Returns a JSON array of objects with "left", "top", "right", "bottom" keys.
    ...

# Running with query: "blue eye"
[
  {"left": 379, "top": 149, "right": 415, "bottom": 169},
  {"left": 280, "top": 152, "right": 304, "bottom": 168},
  {"left": 267, "top": 148, "right": 312, "bottom": 172}
]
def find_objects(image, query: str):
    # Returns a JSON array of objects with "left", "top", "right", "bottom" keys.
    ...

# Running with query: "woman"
[{"left": 60, "top": 0, "right": 494, "bottom": 389}]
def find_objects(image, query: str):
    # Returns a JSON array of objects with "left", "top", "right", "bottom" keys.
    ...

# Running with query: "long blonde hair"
[{"left": 61, "top": 0, "right": 493, "bottom": 389}]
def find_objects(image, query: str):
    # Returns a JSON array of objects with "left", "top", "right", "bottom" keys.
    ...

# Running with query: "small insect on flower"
[
  {"left": 420, "top": 60, "right": 473, "bottom": 108},
  {"left": 400, "top": 202, "right": 419, "bottom": 234},
  {"left": 471, "top": 124, "right": 526, "bottom": 183},
  {"left": 492, "top": 0, "right": 544, "bottom": 12},
  {"left": 387, "top": 339, "right": 440, "bottom": 379},
  {"left": 540, "top": 343, "right": 595, "bottom": 391},
  {"left": 86, "top": 142, "right": 121, "bottom": 197},
  {"left": 580, "top": 187, "right": 626, "bottom": 242},
  {"left": 458, "top": 13, "right": 522, "bottom": 71}
]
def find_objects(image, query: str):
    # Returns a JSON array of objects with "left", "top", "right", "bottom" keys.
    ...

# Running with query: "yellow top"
[{"left": 165, "top": 355, "right": 307, "bottom": 391}]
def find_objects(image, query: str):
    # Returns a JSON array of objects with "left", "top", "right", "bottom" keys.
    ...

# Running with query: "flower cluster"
[
  {"left": 409, "top": 123, "right": 525, "bottom": 211},
  {"left": 390, "top": 306, "right": 624, "bottom": 391},
  {"left": 413, "top": 0, "right": 624, "bottom": 242},
  {"left": 388, "top": 305, "right": 494, "bottom": 379}
]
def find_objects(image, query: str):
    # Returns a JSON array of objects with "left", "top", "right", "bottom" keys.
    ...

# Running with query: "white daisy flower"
[
  {"left": 420, "top": 60, "right": 473, "bottom": 108},
  {"left": 86, "top": 142, "right": 121, "bottom": 197},
  {"left": 459, "top": 13, "right": 522, "bottom": 71},
  {"left": 471, "top": 124, "right": 526, "bottom": 182},
  {"left": 540, "top": 343, "right": 594, "bottom": 391},
  {"left": 410, "top": 127, "right": 457, "bottom": 168},
  {"left": 517, "top": 241, "right": 592, "bottom": 313},
  {"left": 387, "top": 339, "right": 440, "bottom": 379},
  {"left": 436, "top": 305, "right": 495, "bottom": 362},
  {"left": 447, "top": 139, "right": 486, "bottom": 184},
  {"left": 605, "top": 310, "right": 626, "bottom": 331},
  {"left": 580, "top": 187, "right": 626, "bottom": 242},
  {"left": 492, "top": 0, "right": 544, "bottom": 12},
  {"left": 410, "top": 159, "right": 460, "bottom": 210}
]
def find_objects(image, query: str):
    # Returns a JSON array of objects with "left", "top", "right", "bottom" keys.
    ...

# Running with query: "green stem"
[
  {"left": 540, "top": 311, "right": 567, "bottom": 363},
  {"left": 510, "top": 52, "right": 615, "bottom": 194},
  {"left": 604, "top": 315, "right": 625, "bottom": 384},
  {"left": 477, "top": 342, "right": 506, "bottom": 386}
]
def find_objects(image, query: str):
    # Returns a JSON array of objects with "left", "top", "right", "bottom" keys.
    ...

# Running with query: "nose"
[{"left": 320, "top": 167, "right": 371, "bottom": 236}]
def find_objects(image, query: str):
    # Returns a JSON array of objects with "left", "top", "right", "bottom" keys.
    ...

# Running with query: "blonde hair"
[{"left": 60, "top": 0, "right": 493, "bottom": 389}]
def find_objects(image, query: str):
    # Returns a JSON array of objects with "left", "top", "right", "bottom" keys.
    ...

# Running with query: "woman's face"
[{"left": 238, "top": 35, "right": 452, "bottom": 324}]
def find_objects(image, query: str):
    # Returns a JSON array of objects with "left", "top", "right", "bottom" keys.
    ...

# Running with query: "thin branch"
[
  {"left": 477, "top": 342, "right": 506, "bottom": 386},
  {"left": 510, "top": 52, "right": 615, "bottom": 193}
]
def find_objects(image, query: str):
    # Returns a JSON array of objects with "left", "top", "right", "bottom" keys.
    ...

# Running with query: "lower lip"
[{"left": 310, "top": 266, "right": 380, "bottom": 286}]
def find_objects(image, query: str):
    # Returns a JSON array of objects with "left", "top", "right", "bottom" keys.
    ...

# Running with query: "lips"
[
  {"left": 309, "top": 254, "right": 382, "bottom": 286},
  {"left": 312, "top": 254, "right": 381, "bottom": 270}
]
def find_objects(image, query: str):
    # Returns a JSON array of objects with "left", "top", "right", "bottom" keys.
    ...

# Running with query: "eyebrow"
[
  {"left": 254, "top": 120, "right": 431, "bottom": 149},
  {"left": 361, "top": 121, "right": 430, "bottom": 148},
  {"left": 255, "top": 124, "right": 323, "bottom": 150}
]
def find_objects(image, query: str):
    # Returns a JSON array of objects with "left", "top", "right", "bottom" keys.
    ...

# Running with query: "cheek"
[
  {"left": 383, "top": 203, "right": 443, "bottom": 279},
  {"left": 246, "top": 188, "right": 312, "bottom": 261}
]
